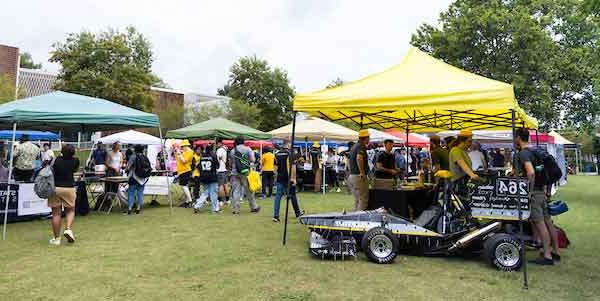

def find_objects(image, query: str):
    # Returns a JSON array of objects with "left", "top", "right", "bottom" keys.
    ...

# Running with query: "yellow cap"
[
  {"left": 312, "top": 141, "right": 320, "bottom": 148},
  {"left": 458, "top": 129, "right": 473, "bottom": 137},
  {"left": 358, "top": 129, "right": 370, "bottom": 138},
  {"left": 435, "top": 170, "right": 452, "bottom": 179},
  {"left": 180, "top": 139, "right": 191, "bottom": 147}
]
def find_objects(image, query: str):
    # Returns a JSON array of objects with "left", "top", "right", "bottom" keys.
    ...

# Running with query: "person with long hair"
[{"left": 48, "top": 145, "right": 80, "bottom": 245}]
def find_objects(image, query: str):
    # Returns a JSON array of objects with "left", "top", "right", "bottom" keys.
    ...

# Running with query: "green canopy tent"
[
  {"left": 0, "top": 91, "right": 168, "bottom": 240},
  {"left": 166, "top": 117, "right": 272, "bottom": 140}
]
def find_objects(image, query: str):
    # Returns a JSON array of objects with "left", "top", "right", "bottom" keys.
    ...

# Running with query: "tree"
[
  {"left": 218, "top": 56, "right": 295, "bottom": 131},
  {"left": 227, "top": 99, "right": 262, "bottom": 129},
  {"left": 326, "top": 77, "right": 345, "bottom": 89},
  {"left": 19, "top": 52, "right": 42, "bottom": 69},
  {"left": 186, "top": 102, "right": 227, "bottom": 125},
  {"left": 411, "top": 0, "right": 599, "bottom": 130},
  {"left": 156, "top": 105, "right": 185, "bottom": 134},
  {"left": 50, "top": 26, "right": 161, "bottom": 112},
  {"left": 0, "top": 74, "right": 25, "bottom": 103}
]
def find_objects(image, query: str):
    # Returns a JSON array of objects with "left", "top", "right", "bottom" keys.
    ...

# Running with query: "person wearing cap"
[
  {"left": 449, "top": 130, "right": 480, "bottom": 193},
  {"left": 430, "top": 135, "right": 449, "bottom": 173},
  {"left": 175, "top": 139, "right": 195, "bottom": 207},
  {"left": 310, "top": 141, "right": 322, "bottom": 192},
  {"left": 374, "top": 139, "right": 398, "bottom": 190},
  {"left": 468, "top": 140, "right": 488, "bottom": 172},
  {"left": 348, "top": 129, "right": 370, "bottom": 210}
]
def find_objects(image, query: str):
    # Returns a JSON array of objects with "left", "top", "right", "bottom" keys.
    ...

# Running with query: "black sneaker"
[
  {"left": 194, "top": 208, "right": 199, "bottom": 214},
  {"left": 529, "top": 257, "right": 554, "bottom": 265},
  {"left": 251, "top": 206, "right": 261, "bottom": 213},
  {"left": 551, "top": 252, "right": 561, "bottom": 262},
  {"left": 123, "top": 210, "right": 131, "bottom": 215},
  {"left": 135, "top": 209, "right": 141, "bottom": 215}
]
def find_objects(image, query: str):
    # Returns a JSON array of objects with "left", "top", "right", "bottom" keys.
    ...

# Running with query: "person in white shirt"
[
  {"left": 215, "top": 138, "right": 230, "bottom": 205},
  {"left": 468, "top": 141, "right": 487, "bottom": 172},
  {"left": 41, "top": 143, "right": 55, "bottom": 167}
]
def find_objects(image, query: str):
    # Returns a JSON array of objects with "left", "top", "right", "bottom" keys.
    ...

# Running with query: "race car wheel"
[
  {"left": 361, "top": 227, "right": 398, "bottom": 264},
  {"left": 483, "top": 233, "right": 523, "bottom": 271}
]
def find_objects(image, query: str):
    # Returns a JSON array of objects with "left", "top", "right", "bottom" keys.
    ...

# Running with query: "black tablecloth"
[{"left": 368, "top": 187, "right": 436, "bottom": 219}]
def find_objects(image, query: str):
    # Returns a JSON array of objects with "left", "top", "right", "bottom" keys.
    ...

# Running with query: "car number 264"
[{"left": 496, "top": 178, "right": 528, "bottom": 196}]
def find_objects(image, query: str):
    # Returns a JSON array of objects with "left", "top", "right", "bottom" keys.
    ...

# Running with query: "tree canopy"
[
  {"left": 19, "top": 52, "right": 42, "bottom": 69},
  {"left": 186, "top": 99, "right": 262, "bottom": 130},
  {"left": 411, "top": 0, "right": 599, "bottom": 130},
  {"left": 50, "top": 26, "right": 161, "bottom": 112},
  {"left": 218, "top": 56, "right": 295, "bottom": 131}
]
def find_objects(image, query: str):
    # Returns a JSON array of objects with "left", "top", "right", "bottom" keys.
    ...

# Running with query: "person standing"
[
  {"left": 325, "top": 148, "right": 340, "bottom": 192},
  {"left": 515, "top": 128, "right": 560, "bottom": 265},
  {"left": 395, "top": 149, "right": 407, "bottom": 179},
  {"left": 48, "top": 145, "right": 80, "bottom": 245},
  {"left": 106, "top": 142, "right": 123, "bottom": 177},
  {"left": 468, "top": 141, "right": 487, "bottom": 172},
  {"left": 12, "top": 134, "right": 40, "bottom": 182},
  {"left": 175, "top": 140, "right": 194, "bottom": 208},
  {"left": 41, "top": 143, "right": 55, "bottom": 167},
  {"left": 191, "top": 145, "right": 203, "bottom": 200},
  {"left": 449, "top": 130, "right": 480, "bottom": 197},
  {"left": 310, "top": 142, "right": 322, "bottom": 192},
  {"left": 492, "top": 148, "right": 506, "bottom": 168},
  {"left": 429, "top": 135, "right": 449, "bottom": 173},
  {"left": 215, "top": 138, "right": 230, "bottom": 206},
  {"left": 230, "top": 136, "right": 260, "bottom": 214},
  {"left": 348, "top": 130, "right": 370, "bottom": 210},
  {"left": 261, "top": 148, "right": 275, "bottom": 198},
  {"left": 125, "top": 145, "right": 150, "bottom": 215},
  {"left": 272, "top": 140, "right": 303, "bottom": 222},
  {"left": 374, "top": 139, "right": 398, "bottom": 190},
  {"left": 194, "top": 145, "right": 220, "bottom": 214}
]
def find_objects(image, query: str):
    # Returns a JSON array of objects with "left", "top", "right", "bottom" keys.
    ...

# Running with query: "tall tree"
[
  {"left": 50, "top": 27, "right": 161, "bottom": 112},
  {"left": 186, "top": 99, "right": 261, "bottom": 129},
  {"left": 326, "top": 77, "right": 345, "bottom": 89},
  {"left": 218, "top": 56, "right": 295, "bottom": 131},
  {"left": 19, "top": 52, "right": 42, "bottom": 69},
  {"left": 0, "top": 74, "right": 25, "bottom": 103},
  {"left": 411, "top": 0, "right": 599, "bottom": 130}
]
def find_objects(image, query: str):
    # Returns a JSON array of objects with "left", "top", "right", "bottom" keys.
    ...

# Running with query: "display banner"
[
  {"left": 470, "top": 176, "right": 531, "bottom": 220},
  {"left": 18, "top": 183, "right": 50, "bottom": 216}
]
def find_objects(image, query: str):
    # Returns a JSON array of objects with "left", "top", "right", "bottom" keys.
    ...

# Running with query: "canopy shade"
[
  {"left": 166, "top": 117, "right": 271, "bottom": 140},
  {"left": 294, "top": 47, "right": 538, "bottom": 132},
  {"left": 0, "top": 91, "right": 159, "bottom": 130},
  {"left": 0, "top": 130, "right": 59, "bottom": 140},
  {"left": 269, "top": 117, "right": 357, "bottom": 141},
  {"left": 96, "top": 130, "right": 161, "bottom": 145},
  {"left": 367, "top": 128, "right": 404, "bottom": 144},
  {"left": 549, "top": 131, "right": 576, "bottom": 146},
  {"left": 437, "top": 130, "right": 554, "bottom": 144},
  {"left": 386, "top": 131, "right": 430, "bottom": 147}
]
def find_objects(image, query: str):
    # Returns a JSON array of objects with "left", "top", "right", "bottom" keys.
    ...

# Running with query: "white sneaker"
[
  {"left": 49, "top": 237, "right": 61, "bottom": 246},
  {"left": 63, "top": 229, "right": 75, "bottom": 243}
]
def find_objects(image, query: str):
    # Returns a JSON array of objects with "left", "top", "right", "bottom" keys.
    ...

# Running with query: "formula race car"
[{"left": 299, "top": 172, "right": 531, "bottom": 271}]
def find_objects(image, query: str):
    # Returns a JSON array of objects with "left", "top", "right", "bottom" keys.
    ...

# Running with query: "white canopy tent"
[
  {"left": 367, "top": 128, "right": 405, "bottom": 144},
  {"left": 96, "top": 130, "right": 161, "bottom": 145},
  {"left": 269, "top": 116, "right": 358, "bottom": 141}
]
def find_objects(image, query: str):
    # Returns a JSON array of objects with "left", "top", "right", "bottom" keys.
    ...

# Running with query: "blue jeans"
[
  {"left": 127, "top": 182, "right": 145, "bottom": 209},
  {"left": 273, "top": 182, "right": 301, "bottom": 219},
  {"left": 194, "top": 182, "right": 219, "bottom": 212}
]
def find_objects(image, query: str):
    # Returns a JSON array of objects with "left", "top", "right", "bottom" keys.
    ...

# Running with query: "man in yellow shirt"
[
  {"left": 175, "top": 140, "right": 194, "bottom": 207},
  {"left": 261, "top": 148, "right": 275, "bottom": 198}
]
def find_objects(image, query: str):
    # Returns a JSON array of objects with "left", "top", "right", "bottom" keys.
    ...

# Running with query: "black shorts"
[{"left": 178, "top": 171, "right": 192, "bottom": 186}]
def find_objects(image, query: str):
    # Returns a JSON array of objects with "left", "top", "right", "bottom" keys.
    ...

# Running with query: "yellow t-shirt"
[
  {"left": 261, "top": 152, "right": 275, "bottom": 172},
  {"left": 176, "top": 148, "right": 194, "bottom": 174},
  {"left": 192, "top": 154, "right": 202, "bottom": 177}
]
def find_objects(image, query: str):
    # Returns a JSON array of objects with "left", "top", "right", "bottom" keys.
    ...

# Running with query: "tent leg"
[
  {"left": 2, "top": 123, "right": 17, "bottom": 240},
  {"left": 158, "top": 125, "right": 172, "bottom": 216},
  {"left": 512, "top": 110, "right": 528, "bottom": 289},
  {"left": 535, "top": 129, "right": 539, "bottom": 148},
  {"left": 405, "top": 121, "right": 409, "bottom": 181},
  {"left": 323, "top": 137, "right": 326, "bottom": 195},
  {"left": 283, "top": 111, "right": 297, "bottom": 246}
]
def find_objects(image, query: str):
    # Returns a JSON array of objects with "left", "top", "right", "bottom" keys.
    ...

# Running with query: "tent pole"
[
  {"left": 158, "top": 124, "right": 172, "bottom": 216},
  {"left": 322, "top": 136, "right": 326, "bottom": 195},
  {"left": 2, "top": 123, "right": 17, "bottom": 240},
  {"left": 535, "top": 129, "right": 539, "bottom": 148},
  {"left": 405, "top": 121, "right": 409, "bottom": 181},
  {"left": 512, "top": 110, "right": 528, "bottom": 289},
  {"left": 283, "top": 111, "right": 297, "bottom": 246},
  {"left": 575, "top": 147, "right": 580, "bottom": 174}
]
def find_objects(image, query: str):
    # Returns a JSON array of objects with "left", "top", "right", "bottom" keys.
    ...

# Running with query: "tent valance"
[
  {"left": 293, "top": 47, "right": 538, "bottom": 132},
  {"left": 166, "top": 118, "right": 271, "bottom": 140},
  {"left": 269, "top": 117, "right": 357, "bottom": 141}
]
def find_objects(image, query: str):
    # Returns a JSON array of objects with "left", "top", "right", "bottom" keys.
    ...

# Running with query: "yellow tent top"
[{"left": 294, "top": 47, "right": 538, "bottom": 132}]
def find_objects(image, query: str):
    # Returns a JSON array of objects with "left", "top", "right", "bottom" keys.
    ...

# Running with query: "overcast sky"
[{"left": 0, "top": 0, "right": 452, "bottom": 95}]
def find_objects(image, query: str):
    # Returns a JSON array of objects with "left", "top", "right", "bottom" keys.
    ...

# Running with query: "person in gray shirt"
[{"left": 230, "top": 136, "right": 260, "bottom": 214}]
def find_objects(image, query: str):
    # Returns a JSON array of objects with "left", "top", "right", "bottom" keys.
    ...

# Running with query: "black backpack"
[
  {"left": 199, "top": 154, "right": 217, "bottom": 182},
  {"left": 233, "top": 148, "right": 251, "bottom": 175},
  {"left": 134, "top": 154, "right": 152, "bottom": 178},
  {"left": 532, "top": 148, "right": 562, "bottom": 186}
]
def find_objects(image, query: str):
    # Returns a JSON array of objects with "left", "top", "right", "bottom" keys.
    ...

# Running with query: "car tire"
[
  {"left": 483, "top": 233, "right": 523, "bottom": 271},
  {"left": 361, "top": 227, "right": 398, "bottom": 264}
]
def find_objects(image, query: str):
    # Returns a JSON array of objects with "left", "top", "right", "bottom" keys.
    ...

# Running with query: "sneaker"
[
  {"left": 63, "top": 229, "right": 75, "bottom": 243},
  {"left": 212, "top": 210, "right": 221, "bottom": 214},
  {"left": 232, "top": 211, "right": 240, "bottom": 215},
  {"left": 543, "top": 252, "right": 561, "bottom": 262},
  {"left": 272, "top": 217, "right": 280, "bottom": 222},
  {"left": 135, "top": 209, "right": 141, "bottom": 215},
  {"left": 251, "top": 206, "right": 261, "bottom": 214},
  {"left": 49, "top": 237, "right": 61, "bottom": 246},
  {"left": 194, "top": 208, "right": 200, "bottom": 214},
  {"left": 336, "top": 188, "right": 341, "bottom": 193},
  {"left": 529, "top": 257, "right": 554, "bottom": 265},
  {"left": 123, "top": 210, "right": 131, "bottom": 216}
]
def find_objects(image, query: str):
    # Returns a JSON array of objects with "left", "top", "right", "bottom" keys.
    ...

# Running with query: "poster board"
[
  {"left": 18, "top": 183, "right": 50, "bottom": 216},
  {"left": 470, "top": 176, "right": 531, "bottom": 220},
  {"left": 144, "top": 176, "right": 172, "bottom": 196}
]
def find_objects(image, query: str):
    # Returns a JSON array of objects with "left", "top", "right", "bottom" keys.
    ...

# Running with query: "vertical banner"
[{"left": 0, "top": 183, "right": 19, "bottom": 220}]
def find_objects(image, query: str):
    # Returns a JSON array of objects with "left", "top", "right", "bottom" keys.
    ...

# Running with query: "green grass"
[{"left": 1, "top": 176, "right": 599, "bottom": 300}]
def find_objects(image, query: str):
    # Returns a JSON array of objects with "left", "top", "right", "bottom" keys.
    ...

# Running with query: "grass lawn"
[{"left": 1, "top": 176, "right": 599, "bottom": 300}]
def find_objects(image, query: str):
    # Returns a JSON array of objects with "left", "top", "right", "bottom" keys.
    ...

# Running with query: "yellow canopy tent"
[{"left": 294, "top": 47, "right": 537, "bottom": 132}]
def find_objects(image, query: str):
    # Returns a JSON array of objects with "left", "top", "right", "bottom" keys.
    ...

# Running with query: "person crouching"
[
  {"left": 194, "top": 145, "right": 220, "bottom": 214},
  {"left": 48, "top": 145, "right": 79, "bottom": 245}
]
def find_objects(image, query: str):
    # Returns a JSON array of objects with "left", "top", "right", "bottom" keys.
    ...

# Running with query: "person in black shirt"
[
  {"left": 491, "top": 148, "right": 505, "bottom": 168},
  {"left": 430, "top": 135, "right": 449, "bottom": 173},
  {"left": 48, "top": 144, "right": 80, "bottom": 246},
  {"left": 272, "top": 140, "right": 303, "bottom": 222},
  {"left": 374, "top": 139, "right": 398, "bottom": 190},
  {"left": 194, "top": 146, "right": 220, "bottom": 214},
  {"left": 348, "top": 130, "right": 370, "bottom": 210},
  {"left": 515, "top": 128, "right": 560, "bottom": 265}
]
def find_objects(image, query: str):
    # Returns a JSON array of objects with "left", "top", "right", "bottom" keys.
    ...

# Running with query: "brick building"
[{"left": 0, "top": 44, "right": 19, "bottom": 87}]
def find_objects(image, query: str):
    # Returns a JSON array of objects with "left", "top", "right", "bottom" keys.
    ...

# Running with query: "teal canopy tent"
[
  {"left": 166, "top": 117, "right": 272, "bottom": 140},
  {"left": 0, "top": 91, "right": 168, "bottom": 240}
]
